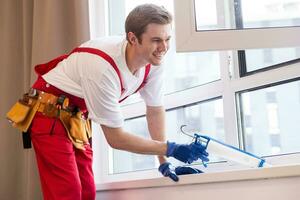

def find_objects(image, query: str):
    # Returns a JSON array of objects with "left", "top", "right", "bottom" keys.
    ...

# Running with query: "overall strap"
[
  {"left": 119, "top": 64, "right": 151, "bottom": 103},
  {"left": 72, "top": 47, "right": 126, "bottom": 94},
  {"left": 72, "top": 47, "right": 151, "bottom": 103}
]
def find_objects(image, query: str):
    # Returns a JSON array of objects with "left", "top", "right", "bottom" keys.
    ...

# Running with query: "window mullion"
[
  {"left": 222, "top": 87, "right": 240, "bottom": 147},
  {"left": 219, "top": 51, "right": 240, "bottom": 147},
  {"left": 234, "top": 0, "right": 243, "bottom": 29}
]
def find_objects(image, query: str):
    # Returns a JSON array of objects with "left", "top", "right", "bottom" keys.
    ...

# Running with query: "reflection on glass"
[
  {"left": 239, "top": 80, "right": 300, "bottom": 156},
  {"left": 113, "top": 98, "right": 224, "bottom": 174},
  {"left": 194, "top": 0, "right": 300, "bottom": 30},
  {"left": 244, "top": 47, "right": 300, "bottom": 72}
]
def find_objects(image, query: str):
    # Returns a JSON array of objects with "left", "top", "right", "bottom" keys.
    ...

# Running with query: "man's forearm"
[
  {"left": 100, "top": 106, "right": 168, "bottom": 162},
  {"left": 146, "top": 106, "right": 167, "bottom": 164},
  {"left": 101, "top": 125, "right": 168, "bottom": 155}
]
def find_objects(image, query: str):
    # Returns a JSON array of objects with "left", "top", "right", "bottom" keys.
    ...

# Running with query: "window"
[
  {"left": 238, "top": 80, "right": 300, "bottom": 155},
  {"left": 193, "top": 0, "right": 300, "bottom": 75},
  {"left": 90, "top": 0, "right": 300, "bottom": 184},
  {"left": 194, "top": 0, "right": 300, "bottom": 31},
  {"left": 239, "top": 47, "right": 300, "bottom": 75},
  {"left": 175, "top": 0, "right": 300, "bottom": 51}
]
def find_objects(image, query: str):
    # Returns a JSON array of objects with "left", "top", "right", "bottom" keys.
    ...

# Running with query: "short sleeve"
[{"left": 80, "top": 62, "right": 124, "bottom": 128}]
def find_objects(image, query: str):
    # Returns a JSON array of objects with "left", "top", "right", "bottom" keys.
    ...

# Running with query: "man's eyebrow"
[
  {"left": 151, "top": 36, "right": 171, "bottom": 40},
  {"left": 151, "top": 37, "right": 163, "bottom": 40}
]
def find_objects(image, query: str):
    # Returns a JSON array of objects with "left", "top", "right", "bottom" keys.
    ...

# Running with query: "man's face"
[{"left": 136, "top": 23, "right": 172, "bottom": 66}]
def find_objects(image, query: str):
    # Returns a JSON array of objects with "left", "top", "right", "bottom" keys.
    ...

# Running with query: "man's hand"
[
  {"left": 158, "top": 162, "right": 204, "bottom": 182},
  {"left": 166, "top": 141, "right": 209, "bottom": 164},
  {"left": 158, "top": 162, "right": 179, "bottom": 182}
]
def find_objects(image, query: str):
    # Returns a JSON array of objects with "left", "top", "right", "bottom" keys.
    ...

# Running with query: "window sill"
[{"left": 96, "top": 164, "right": 300, "bottom": 191}]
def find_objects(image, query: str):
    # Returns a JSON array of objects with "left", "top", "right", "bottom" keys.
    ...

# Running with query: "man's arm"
[
  {"left": 100, "top": 125, "right": 167, "bottom": 155},
  {"left": 146, "top": 106, "right": 167, "bottom": 164}
]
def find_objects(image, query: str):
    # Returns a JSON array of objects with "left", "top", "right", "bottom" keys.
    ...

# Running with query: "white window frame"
[
  {"left": 174, "top": 0, "right": 300, "bottom": 52},
  {"left": 90, "top": 0, "right": 300, "bottom": 186}
]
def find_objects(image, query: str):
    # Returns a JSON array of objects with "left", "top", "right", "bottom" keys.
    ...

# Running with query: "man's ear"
[{"left": 127, "top": 32, "right": 138, "bottom": 45}]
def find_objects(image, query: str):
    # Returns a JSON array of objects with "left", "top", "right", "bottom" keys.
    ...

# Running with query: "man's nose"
[{"left": 159, "top": 41, "right": 168, "bottom": 52}]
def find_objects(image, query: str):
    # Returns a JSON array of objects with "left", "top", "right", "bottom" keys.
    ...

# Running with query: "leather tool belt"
[{"left": 6, "top": 89, "right": 91, "bottom": 150}]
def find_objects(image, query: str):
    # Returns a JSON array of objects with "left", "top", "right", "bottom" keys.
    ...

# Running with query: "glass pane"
[
  {"left": 163, "top": 50, "right": 220, "bottom": 94},
  {"left": 110, "top": 0, "right": 221, "bottom": 105},
  {"left": 239, "top": 80, "right": 300, "bottom": 156},
  {"left": 165, "top": 99, "right": 225, "bottom": 166},
  {"left": 112, "top": 98, "right": 224, "bottom": 174},
  {"left": 244, "top": 47, "right": 300, "bottom": 72},
  {"left": 194, "top": 0, "right": 234, "bottom": 30},
  {"left": 194, "top": 0, "right": 300, "bottom": 31},
  {"left": 112, "top": 116, "right": 155, "bottom": 174},
  {"left": 241, "top": 0, "right": 300, "bottom": 29}
]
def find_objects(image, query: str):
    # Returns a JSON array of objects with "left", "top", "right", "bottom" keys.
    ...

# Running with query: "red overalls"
[{"left": 30, "top": 47, "right": 150, "bottom": 200}]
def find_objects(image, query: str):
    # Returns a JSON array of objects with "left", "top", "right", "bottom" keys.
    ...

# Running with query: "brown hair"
[{"left": 125, "top": 4, "right": 173, "bottom": 43}]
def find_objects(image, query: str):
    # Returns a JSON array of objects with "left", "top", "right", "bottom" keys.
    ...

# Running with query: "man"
[{"left": 15, "top": 4, "right": 208, "bottom": 200}]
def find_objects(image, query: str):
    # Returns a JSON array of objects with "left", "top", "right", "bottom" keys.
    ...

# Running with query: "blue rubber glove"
[
  {"left": 175, "top": 166, "right": 203, "bottom": 175},
  {"left": 166, "top": 141, "right": 209, "bottom": 164},
  {"left": 159, "top": 162, "right": 204, "bottom": 182},
  {"left": 158, "top": 162, "right": 179, "bottom": 182}
]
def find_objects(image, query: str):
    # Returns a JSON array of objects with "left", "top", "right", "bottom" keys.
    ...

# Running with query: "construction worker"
[{"left": 8, "top": 4, "right": 209, "bottom": 200}]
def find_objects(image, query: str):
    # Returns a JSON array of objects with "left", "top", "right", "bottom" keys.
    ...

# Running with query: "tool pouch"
[
  {"left": 6, "top": 94, "right": 39, "bottom": 133},
  {"left": 70, "top": 111, "right": 89, "bottom": 143},
  {"left": 59, "top": 110, "right": 92, "bottom": 150},
  {"left": 6, "top": 101, "right": 30, "bottom": 124}
]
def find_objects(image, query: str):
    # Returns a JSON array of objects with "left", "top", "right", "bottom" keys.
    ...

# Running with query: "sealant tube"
[{"left": 195, "top": 134, "right": 271, "bottom": 168}]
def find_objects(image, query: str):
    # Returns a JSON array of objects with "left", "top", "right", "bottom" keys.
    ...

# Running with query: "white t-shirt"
[{"left": 43, "top": 36, "right": 164, "bottom": 128}]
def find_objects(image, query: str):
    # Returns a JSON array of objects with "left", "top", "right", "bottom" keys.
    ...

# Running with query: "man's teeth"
[{"left": 154, "top": 53, "right": 164, "bottom": 57}]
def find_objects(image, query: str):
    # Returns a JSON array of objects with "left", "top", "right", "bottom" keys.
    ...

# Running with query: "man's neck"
[{"left": 125, "top": 43, "right": 146, "bottom": 75}]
